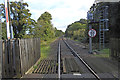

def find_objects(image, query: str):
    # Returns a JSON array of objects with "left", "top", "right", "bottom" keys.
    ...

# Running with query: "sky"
[{"left": 0, "top": 0, "right": 95, "bottom": 32}]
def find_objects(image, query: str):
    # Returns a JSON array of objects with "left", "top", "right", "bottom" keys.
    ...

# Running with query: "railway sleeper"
[
  {"left": 33, "top": 60, "right": 44, "bottom": 73},
  {"left": 33, "top": 63, "right": 41, "bottom": 73},
  {"left": 39, "top": 60, "right": 47, "bottom": 74},
  {"left": 71, "top": 58, "right": 80, "bottom": 72},
  {"left": 32, "top": 59, "right": 58, "bottom": 74},
  {"left": 64, "top": 57, "right": 81, "bottom": 73},
  {"left": 65, "top": 58, "right": 71, "bottom": 73},
  {"left": 36, "top": 60, "right": 45, "bottom": 73},
  {"left": 42, "top": 60, "right": 49, "bottom": 74},
  {"left": 62, "top": 58, "right": 67, "bottom": 73},
  {"left": 37, "top": 60, "right": 45, "bottom": 73}
]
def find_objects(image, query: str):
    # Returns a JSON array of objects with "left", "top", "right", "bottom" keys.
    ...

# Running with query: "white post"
[
  {"left": 58, "top": 42, "right": 60, "bottom": 79},
  {"left": 5, "top": 0, "right": 10, "bottom": 39},
  {"left": 8, "top": 0, "right": 14, "bottom": 39}
]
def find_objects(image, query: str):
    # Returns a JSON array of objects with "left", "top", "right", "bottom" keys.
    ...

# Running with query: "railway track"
[
  {"left": 61, "top": 38, "right": 101, "bottom": 80},
  {"left": 32, "top": 38, "right": 102, "bottom": 79}
]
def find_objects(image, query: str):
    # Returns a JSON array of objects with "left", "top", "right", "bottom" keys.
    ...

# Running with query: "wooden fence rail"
[{"left": 1, "top": 38, "right": 40, "bottom": 78}]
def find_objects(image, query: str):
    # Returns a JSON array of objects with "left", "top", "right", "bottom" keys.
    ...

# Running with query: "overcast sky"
[{"left": 0, "top": 0, "right": 95, "bottom": 32}]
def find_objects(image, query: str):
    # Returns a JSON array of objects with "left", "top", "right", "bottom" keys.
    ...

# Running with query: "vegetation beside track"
[
  {"left": 65, "top": 19, "right": 87, "bottom": 42},
  {"left": 40, "top": 38, "right": 58, "bottom": 60},
  {"left": 33, "top": 38, "right": 58, "bottom": 70},
  {"left": 94, "top": 49, "right": 110, "bottom": 58}
]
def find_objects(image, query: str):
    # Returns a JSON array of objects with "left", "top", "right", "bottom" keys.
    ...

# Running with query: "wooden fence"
[
  {"left": 1, "top": 38, "right": 40, "bottom": 78},
  {"left": 110, "top": 38, "right": 120, "bottom": 60}
]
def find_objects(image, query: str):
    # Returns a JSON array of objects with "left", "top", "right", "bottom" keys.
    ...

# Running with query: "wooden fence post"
[{"left": 0, "top": 40, "right": 2, "bottom": 79}]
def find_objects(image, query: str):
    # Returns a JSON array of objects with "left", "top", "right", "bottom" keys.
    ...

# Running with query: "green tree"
[
  {"left": 34, "top": 12, "right": 55, "bottom": 41},
  {"left": 65, "top": 19, "right": 87, "bottom": 41},
  {"left": 79, "top": 19, "right": 87, "bottom": 24},
  {"left": 2, "top": 22, "right": 7, "bottom": 39},
  {"left": 55, "top": 28, "right": 64, "bottom": 37},
  {"left": 37, "top": 12, "right": 52, "bottom": 24},
  {"left": 0, "top": 1, "right": 36, "bottom": 38}
]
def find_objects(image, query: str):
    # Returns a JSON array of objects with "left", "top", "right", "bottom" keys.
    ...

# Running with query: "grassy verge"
[
  {"left": 33, "top": 37, "right": 57, "bottom": 69},
  {"left": 40, "top": 37, "right": 58, "bottom": 60},
  {"left": 94, "top": 49, "right": 110, "bottom": 58}
]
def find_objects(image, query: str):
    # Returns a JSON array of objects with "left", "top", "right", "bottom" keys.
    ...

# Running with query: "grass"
[
  {"left": 94, "top": 49, "right": 110, "bottom": 58},
  {"left": 40, "top": 37, "right": 58, "bottom": 60},
  {"left": 33, "top": 65, "right": 37, "bottom": 69},
  {"left": 40, "top": 45, "right": 50, "bottom": 59},
  {"left": 33, "top": 38, "right": 57, "bottom": 70}
]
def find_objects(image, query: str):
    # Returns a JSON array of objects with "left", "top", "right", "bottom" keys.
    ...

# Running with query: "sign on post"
[
  {"left": 88, "top": 29, "right": 96, "bottom": 38},
  {"left": 88, "top": 28, "right": 96, "bottom": 54}
]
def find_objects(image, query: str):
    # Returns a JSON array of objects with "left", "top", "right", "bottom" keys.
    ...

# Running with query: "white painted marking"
[{"left": 73, "top": 73, "right": 82, "bottom": 76}]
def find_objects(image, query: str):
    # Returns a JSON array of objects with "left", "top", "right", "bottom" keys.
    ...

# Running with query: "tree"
[
  {"left": 37, "top": 12, "right": 52, "bottom": 24},
  {"left": 55, "top": 28, "right": 64, "bottom": 37},
  {"left": 0, "top": 1, "right": 36, "bottom": 38},
  {"left": 79, "top": 19, "right": 87, "bottom": 24},
  {"left": 2, "top": 22, "right": 7, "bottom": 39},
  {"left": 34, "top": 12, "right": 55, "bottom": 41},
  {"left": 65, "top": 19, "right": 87, "bottom": 41}
]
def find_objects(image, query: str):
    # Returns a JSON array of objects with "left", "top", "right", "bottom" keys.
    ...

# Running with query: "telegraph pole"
[{"left": 5, "top": 0, "right": 10, "bottom": 39}]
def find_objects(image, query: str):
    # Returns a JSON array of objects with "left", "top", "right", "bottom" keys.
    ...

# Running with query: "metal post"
[
  {"left": 99, "top": 21, "right": 101, "bottom": 50},
  {"left": 58, "top": 42, "right": 60, "bottom": 79},
  {"left": 89, "top": 25, "right": 92, "bottom": 53},
  {"left": 5, "top": 0, "right": 10, "bottom": 39}
]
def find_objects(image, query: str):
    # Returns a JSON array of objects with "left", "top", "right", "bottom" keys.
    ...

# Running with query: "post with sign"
[
  {"left": 88, "top": 28, "right": 97, "bottom": 53},
  {"left": 87, "top": 10, "right": 97, "bottom": 53}
]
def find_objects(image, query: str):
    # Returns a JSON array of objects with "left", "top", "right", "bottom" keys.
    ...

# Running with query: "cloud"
[{"left": 1, "top": 0, "right": 95, "bottom": 32}]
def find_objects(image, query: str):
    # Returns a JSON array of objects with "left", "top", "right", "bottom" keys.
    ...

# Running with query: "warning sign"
[{"left": 88, "top": 29, "right": 96, "bottom": 37}]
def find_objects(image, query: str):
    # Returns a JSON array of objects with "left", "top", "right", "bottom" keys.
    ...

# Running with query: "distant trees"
[
  {"left": 34, "top": 12, "right": 64, "bottom": 41},
  {"left": 34, "top": 12, "right": 56, "bottom": 41},
  {"left": 65, "top": 19, "right": 87, "bottom": 41},
  {"left": 0, "top": 1, "right": 64, "bottom": 40},
  {"left": 55, "top": 28, "right": 64, "bottom": 37}
]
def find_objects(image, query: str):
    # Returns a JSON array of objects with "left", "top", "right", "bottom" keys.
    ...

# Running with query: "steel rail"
[
  {"left": 62, "top": 38, "right": 101, "bottom": 80},
  {"left": 58, "top": 42, "right": 61, "bottom": 79}
]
